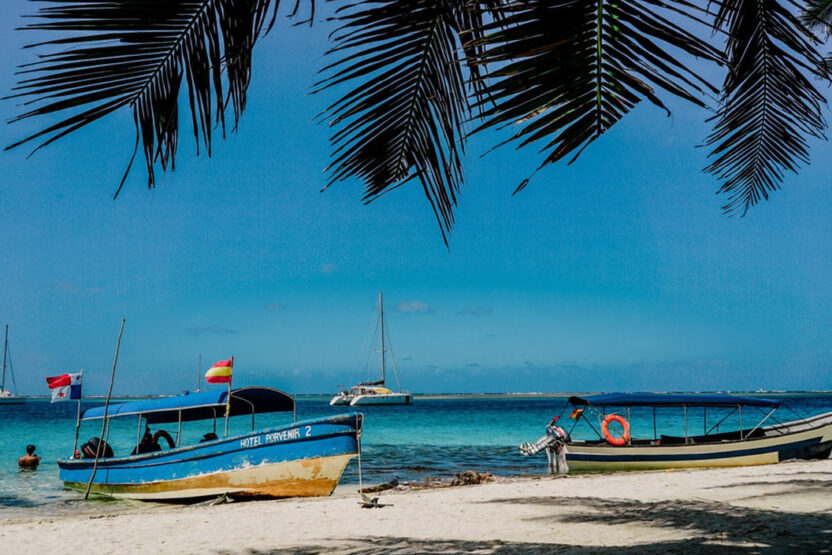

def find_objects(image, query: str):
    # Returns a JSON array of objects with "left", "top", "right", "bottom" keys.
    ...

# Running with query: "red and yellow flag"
[
  {"left": 569, "top": 408, "right": 584, "bottom": 420},
  {"left": 205, "top": 358, "right": 233, "bottom": 384}
]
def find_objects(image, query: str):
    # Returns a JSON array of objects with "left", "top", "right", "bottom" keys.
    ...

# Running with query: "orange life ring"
[{"left": 601, "top": 414, "right": 630, "bottom": 446}]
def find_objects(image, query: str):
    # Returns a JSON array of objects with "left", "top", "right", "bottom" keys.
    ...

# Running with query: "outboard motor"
[
  {"left": 81, "top": 437, "right": 114, "bottom": 459},
  {"left": 519, "top": 419, "right": 569, "bottom": 474}
]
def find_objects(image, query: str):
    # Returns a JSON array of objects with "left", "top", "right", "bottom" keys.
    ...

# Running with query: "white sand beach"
[{"left": 2, "top": 459, "right": 830, "bottom": 553}]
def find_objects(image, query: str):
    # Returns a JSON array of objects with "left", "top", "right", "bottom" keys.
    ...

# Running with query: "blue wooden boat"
[
  {"left": 521, "top": 393, "right": 832, "bottom": 472},
  {"left": 58, "top": 387, "right": 362, "bottom": 501}
]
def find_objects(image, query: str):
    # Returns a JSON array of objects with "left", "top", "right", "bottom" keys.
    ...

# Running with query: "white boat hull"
[
  {"left": 330, "top": 394, "right": 350, "bottom": 406},
  {"left": 349, "top": 393, "right": 412, "bottom": 406}
]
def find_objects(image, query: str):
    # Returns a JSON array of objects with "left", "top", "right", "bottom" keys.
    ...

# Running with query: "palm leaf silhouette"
[
  {"left": 315, "top": 0, "right": 486, "bottom": 243},
  {"left": 473, "top": 0, "right": 722, "bottom": 191},
  {"left": 6, "top": 0, "right": 280, "bottom": 196},
  {"left": 5, "top": 0, "right": 832, "bottom": 237},
  {"left": 706, "top": 0, "right": 827, "bottom": 215}
]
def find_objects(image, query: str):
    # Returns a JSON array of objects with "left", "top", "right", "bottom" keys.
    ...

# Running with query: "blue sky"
[{"left": 1, "top": 2, "right": 831, "bottom": 395}]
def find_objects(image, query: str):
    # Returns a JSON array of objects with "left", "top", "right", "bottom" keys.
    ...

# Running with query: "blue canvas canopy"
[
  {"left": 81, "top": 387, "right": 295, "bottom": 424},
  {"left": 568, "top": 392, "right": 781, "bottom": 408}
]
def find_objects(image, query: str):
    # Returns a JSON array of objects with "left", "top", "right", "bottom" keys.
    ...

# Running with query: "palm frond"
[
  {"left": 315, "top": 0, "right": 479, "bottom": 244},
  {"left": 473, "top": 0, "right": 722, "bottom": 191},
  {"left": 6, "top": 0, "right": 280, "bottom": 196},
  {"left": 706, "top": 0, "right": 827, "bottom": 215},
  {"left": 803, "top": 0, "right": 832, "bottom": 33}
]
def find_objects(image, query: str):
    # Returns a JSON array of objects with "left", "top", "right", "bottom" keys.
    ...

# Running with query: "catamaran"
[
  {"left": 0, "top": 325, "right": 25, "bottom": 404},
  {"left": 58, "top": 387, "right": 363, "bottom": 500},
  {"left": 330, "top": 292, "right": 412, "bottom": 406},
  {"left": 521, "top": 392, "right": 832, "bottom": 472}
]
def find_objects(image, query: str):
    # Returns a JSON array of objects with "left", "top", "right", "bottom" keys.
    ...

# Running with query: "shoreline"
[
  {"left": 16, "top": 389, "right": 832, "bottom": 401},
  {"left": 2, "top": 459, "right": 830, "bottom": 553}
]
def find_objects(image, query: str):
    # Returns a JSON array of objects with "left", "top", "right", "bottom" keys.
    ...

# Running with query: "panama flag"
[
  {"left": 46, "top": 372, "right": 82, "bottom": 403},
  {"left": 205, "top": 358, "right": 233, "bottom": 384}
]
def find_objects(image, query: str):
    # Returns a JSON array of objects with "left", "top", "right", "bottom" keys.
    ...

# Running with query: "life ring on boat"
[
  {"left": 601, "top": 414, "right": 630, "bottom": 446},
  {"left": 153, "top": 429, "right": 176, "bottom": 449}
]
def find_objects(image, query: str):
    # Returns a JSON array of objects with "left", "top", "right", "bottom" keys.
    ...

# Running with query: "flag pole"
[
  {"left": 85, "top": 319, "right": 125, "bottom": 500},
  {"left": 224, "top": 356, "right": 233, "bottom": 437},
  {"left": 72, "top": 368, "right": 84, "bottom": 456}
]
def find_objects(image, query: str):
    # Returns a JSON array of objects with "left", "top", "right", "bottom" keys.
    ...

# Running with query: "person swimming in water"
[{"left": 18, "top": 444, "right": 41, "bottom": 468}]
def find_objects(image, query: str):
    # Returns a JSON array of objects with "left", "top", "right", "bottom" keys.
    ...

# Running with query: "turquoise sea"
[{"left": 2, "top": 393, "right": 831, "bottom": 520}]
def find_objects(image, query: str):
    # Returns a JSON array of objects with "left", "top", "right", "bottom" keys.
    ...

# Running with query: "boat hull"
[
  {"left": 349, "top": 393, "right": 411, "bottom": 406},
  {"left": 566, "top": 413, "right": 832, "bottom": 472},
  {"left": 58, "top": 413, "right": 362, "bottom": 501},
  {"left": 0, "top": 391, "right": 24, "bottom": 404},
  {"left": 330, "top": 395, "right": 350, "bottom": 406}
]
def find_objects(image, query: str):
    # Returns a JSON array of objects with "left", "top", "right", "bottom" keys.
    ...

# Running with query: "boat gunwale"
[
  {"left": 58, "top": 412, "right": 363, "bottom": 468},
  {"left": 566, "top": 410, "right": 832, "bottom": 450}
]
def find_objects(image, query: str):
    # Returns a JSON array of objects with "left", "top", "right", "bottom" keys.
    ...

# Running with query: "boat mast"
[
  {"left": 1, "top": 325, "right": 7, "bottom": 392},
  {"left": 379, "top": 291, "right": 386, "bottom": 386}
]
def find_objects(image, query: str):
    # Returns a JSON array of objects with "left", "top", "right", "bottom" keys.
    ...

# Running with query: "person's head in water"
[{"left": 18, "top": 444, "right": 41, "bottom": 468}]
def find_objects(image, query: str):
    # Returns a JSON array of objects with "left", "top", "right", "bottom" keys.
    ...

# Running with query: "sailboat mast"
[
  {"left": 379, "top": 291, "right": 386, "bottom": 386},
  {"left": 1, "top": 325, "right": 7, "bottom": 392}
]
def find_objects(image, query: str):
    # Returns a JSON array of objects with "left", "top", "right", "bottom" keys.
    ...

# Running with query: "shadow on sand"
[{"left": 238, "top": 484, "right": 832, "bottom": 554}]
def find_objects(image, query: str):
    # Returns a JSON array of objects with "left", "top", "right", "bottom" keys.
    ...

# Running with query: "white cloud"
[
  {"left": 456, "top": 307, "right": 493, "bottom": 317},
  {"left": 397, "top": 300, "right": 433, "bottom": 313},
  {"left": 187, "top": 326, "right": 237, "bottom": 336}
]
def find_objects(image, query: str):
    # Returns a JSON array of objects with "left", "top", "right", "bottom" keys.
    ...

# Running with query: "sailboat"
[
  {"left": 0, "top": 325, "right": 25, "bottom": 404},
  {"left": 330, "top": 292, "right": 412, "bottom": 406}
]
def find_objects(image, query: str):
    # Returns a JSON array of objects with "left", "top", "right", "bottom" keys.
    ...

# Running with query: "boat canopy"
[
  {"left": 568, "top": 392, "right": 781, "bottom": 408},
  {"left": 81, "top": 387, "right": 295, "bottom": 424}
]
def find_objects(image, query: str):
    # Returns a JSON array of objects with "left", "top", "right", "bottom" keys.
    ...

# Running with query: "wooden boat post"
[
  {"left": 135, "top": 415, "right": 142, "bottom": 449},
  {"left": 739, "top": 406, "right": 743, "bottom": 439},
  {"left": 626, "top": 407, "right": 631, "bottom": 445},
  {"left": 224, "top": 356, "right": 234, "bottom": 437},
  {"left": 652, "top": 407, "right": 657, "bottom": 440},
  {"left": 85, "top": 318, "right": 125, "bottom": 500},
  {"left": 72, "top": 369, "right": 84, "bottom": 454}
]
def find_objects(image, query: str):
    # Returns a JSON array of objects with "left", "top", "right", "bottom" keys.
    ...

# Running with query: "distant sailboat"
[
  {"left": 0, "top": 325, "right": 25, "bottom": 404},
  {"left": 330, "top": 292, "right": 412, "bottom": 406}
]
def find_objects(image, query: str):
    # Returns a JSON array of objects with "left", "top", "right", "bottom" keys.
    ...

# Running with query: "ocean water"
[{"left": 1, "top": 393, "right": 831, "bottom": 519}]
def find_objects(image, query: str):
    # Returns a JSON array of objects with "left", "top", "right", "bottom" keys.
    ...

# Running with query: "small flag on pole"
[
  {"left": 205, "top": 359, "right": 233, "bottom": 384},
  {"left": 46, "top": 373, "right": 82, "bottom": 403},
  {"left": 569, "top": 408, "right": 584, "bottom": 420}
]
